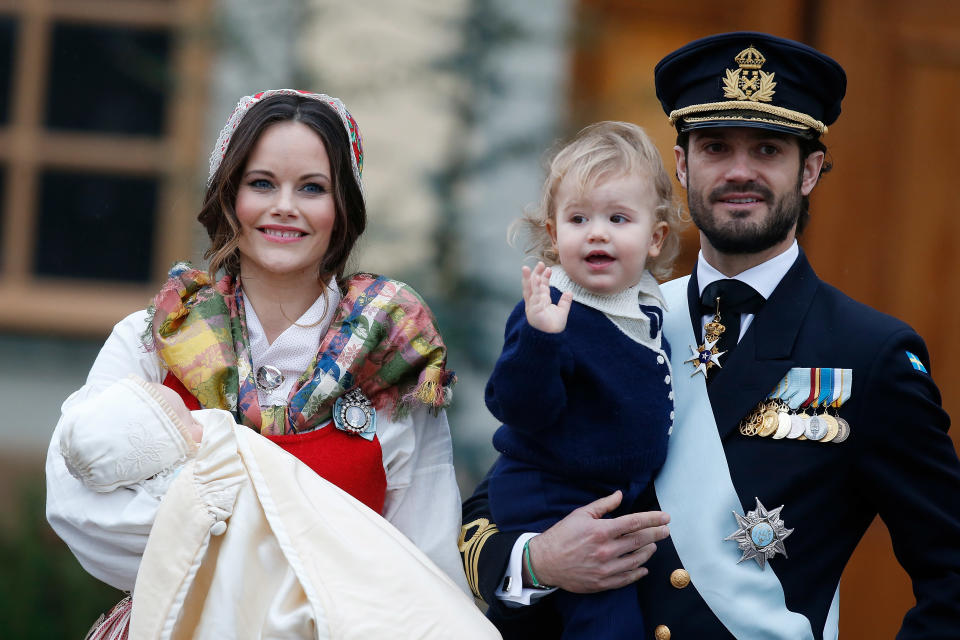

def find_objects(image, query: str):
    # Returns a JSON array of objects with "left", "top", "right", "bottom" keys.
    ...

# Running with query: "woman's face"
[{"left": 234, "top": 120, "right": 337, "bottom": 282}]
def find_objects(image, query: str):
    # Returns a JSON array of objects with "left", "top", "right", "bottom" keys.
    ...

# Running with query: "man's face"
[{"left": 674, "top": 128, "right": 824, "bottom": 255}]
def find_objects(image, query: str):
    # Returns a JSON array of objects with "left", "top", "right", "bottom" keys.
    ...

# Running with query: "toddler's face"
[{"left": 548, "top": 171, "right": 667, "bottom": 295}]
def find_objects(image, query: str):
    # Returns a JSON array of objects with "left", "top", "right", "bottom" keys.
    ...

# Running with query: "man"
[{"left": 460, "top": 31, "right": 960, "bottom": 639}]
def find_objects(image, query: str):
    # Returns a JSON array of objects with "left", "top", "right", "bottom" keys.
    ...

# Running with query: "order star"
[{"left": 685, "top": 339, "right": 724, "bottom": 377}]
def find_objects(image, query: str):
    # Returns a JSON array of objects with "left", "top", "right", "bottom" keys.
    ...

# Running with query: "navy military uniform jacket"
[{"left": 460, "top": 251, "right": 960, "bottom": 639}]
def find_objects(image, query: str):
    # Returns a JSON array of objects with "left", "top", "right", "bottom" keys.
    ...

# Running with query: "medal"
[
  {"left": 796, "top": 411, "right": 809, "bottom": 440},
  {"left": 686, "top": 308, "right": 727, "bottom": 377},
  {"left": 832, "top": 417, "right": 851, "bottom": 443},
  {"left": 772, "top": 409, "right": 792, "bottom": 439},
  {"left": 333, "top": 387, "right": 377, "bottom": 439},
  {"left": 724, "top": 498, "right": 793, "bottom": 569},
  {"left": 827, "top": 368, "right": 853, "bottom": 444},
  {"left": 804, "top": 414, "right": 828, "bottom": 441},
  {"left": 820, "top": 414, "right": 840, "bottom": 442},
  {"left": 758, "top": 405, "right": 780, "bottom": 437},
  {"left": 786, "top": 414, "right": 805, "bottom": 439},
  {"left": 739, "top": 411, "right": 761, "bottom": 436}
]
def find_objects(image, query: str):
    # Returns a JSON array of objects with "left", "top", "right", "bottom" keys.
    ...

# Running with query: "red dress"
[{"left": 163, "top": 372, "right": 387, "bottom": 513}]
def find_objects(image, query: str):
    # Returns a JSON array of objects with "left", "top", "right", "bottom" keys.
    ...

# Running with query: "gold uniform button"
[
  {"left": 654, "top": 624, "right": 671, "bottom": 640},
  {"left": 670, "top": 568, "right": 690, "bottom": 589}
]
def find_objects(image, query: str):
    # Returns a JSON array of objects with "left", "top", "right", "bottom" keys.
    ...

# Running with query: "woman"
[{"left": 46, "top": 90, "right": 496, "bottom": 638}]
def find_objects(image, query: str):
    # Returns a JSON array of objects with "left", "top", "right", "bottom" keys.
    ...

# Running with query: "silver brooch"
[
  {"left": 255, "top": 365, "right": 285, "bottom": 391},
  {"left": 333, "top": 388, "right": 376, "bottom": 438},
  {"left": 724, "top": 498, "right": 793, "bottom": 569}
]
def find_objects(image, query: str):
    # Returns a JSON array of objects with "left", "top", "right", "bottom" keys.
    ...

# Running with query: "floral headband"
[{"left": 207, "top": 89, "right": 364, "bottom": 191}]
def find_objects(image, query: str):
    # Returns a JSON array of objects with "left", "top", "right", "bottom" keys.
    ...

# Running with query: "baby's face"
[
  {"left": 148, "top": 382, "right": 203, "bottom": 442},
  {"left": 548, "top": 171, "right": 667, "bottom": 295}
]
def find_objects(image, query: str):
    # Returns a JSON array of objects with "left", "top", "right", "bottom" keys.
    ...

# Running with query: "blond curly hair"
[{"left": 510, "top": 121, "right": 682, "bottom": 281}]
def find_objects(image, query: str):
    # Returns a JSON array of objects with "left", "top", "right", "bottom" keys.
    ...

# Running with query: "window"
[
  {"left": 0, "top": 0, "right": 211, "bottom": 335},
  {"left": 0, "top": 17, "right": 14, "bottom": 125},
  {"left": 45, "top": 23, "right": 171, "bottom": 135}
]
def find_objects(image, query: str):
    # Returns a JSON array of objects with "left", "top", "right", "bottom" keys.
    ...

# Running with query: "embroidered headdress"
[{"left": 208, "top": 89, "right": 364, "bottom": 189}]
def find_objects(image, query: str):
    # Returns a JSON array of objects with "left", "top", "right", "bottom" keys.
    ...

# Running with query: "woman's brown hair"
[{"left": 198, "top": 94, "right": 366, "bottom": 284}]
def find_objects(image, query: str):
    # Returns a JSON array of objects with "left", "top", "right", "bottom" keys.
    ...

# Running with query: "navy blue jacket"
[
  {"left": 488, "top": 290, "right": 672, "bottom": 486},
  {"left": 461, "top": 252, "right": 960, "bottom": 639}
]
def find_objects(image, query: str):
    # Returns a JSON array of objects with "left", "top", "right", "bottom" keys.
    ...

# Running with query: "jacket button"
[
  {"left": 670, "top": 568, "right": 690, "bottom": 588},
  {"left": 654, "top": 624, "right": 671, "bottom": 640}
]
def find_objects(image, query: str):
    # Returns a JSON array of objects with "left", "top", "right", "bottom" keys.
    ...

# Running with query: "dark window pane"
[
  {"left": 0, "top": 18, "right": 14, "bottom": 125},
  {"left": 45, "top": 23, "right": 171, "bottom": 135},
  {"left": 35, "top": 171, "right": 156, "bottom": 282},
  {"left": 0, "top": 165, "right": 5, "bottom": 269}
]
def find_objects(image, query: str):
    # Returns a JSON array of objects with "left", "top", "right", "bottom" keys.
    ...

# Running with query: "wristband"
[{"left": 523, "top": 538, "right": 554, "bottom": 590}]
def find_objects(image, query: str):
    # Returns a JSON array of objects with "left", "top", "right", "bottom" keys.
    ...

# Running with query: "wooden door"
[
  {"left": 573, "top": 0, "right": 960, "bottom": 636},
  {"left": 810, "top": 1, "right": 960, "bottom": 635}
]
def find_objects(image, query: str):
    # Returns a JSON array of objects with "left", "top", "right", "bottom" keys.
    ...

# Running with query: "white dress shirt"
[{"left": 697, "top": 241, "right": 799, "bottom": 341}]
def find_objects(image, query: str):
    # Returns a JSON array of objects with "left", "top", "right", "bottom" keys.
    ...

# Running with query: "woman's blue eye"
[
  {"left": 249, "top": 178, "right": 272, "bottom": 189},
  {"left": 302, "top": 183, "right": 326, "bottom": 194}
]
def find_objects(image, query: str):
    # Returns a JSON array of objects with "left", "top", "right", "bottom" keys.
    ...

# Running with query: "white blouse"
[{"left": 45, "top": 296, "right": 468, "bottom": 596}]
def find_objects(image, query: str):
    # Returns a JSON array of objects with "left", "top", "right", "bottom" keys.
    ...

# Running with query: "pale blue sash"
[{"left": 656, "top": 276, "right": 839, "bottom": 639}]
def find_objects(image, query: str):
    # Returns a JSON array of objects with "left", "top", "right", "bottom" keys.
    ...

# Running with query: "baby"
[
  {"left": 485, "top": 121, "right": 682, "bottom": 638},
  {"left": 58, "top": 376, "right": 202, "bottom": 495}
]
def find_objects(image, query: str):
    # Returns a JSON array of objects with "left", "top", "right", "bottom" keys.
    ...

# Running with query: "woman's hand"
[
  {"left": 149, "top": 382, "right": 204, "bottom": 443},
  {"left": 526, "top": 491, "right": 670, "bottom": 593},
  {"left": 522, "top": 262, "right": 573, "bottom": 334}
]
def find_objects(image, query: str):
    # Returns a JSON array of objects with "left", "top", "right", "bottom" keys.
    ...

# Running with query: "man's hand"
[
  {"left": 526, "top": 491, "right": 670, "bottom": 593},
  {"left": 523, "top": 261, "right": 573, "bottom": 334}
]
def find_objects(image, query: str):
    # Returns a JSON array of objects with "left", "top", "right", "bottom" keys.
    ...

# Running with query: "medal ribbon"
[
  {"left": 830, "top": 368, "right": 842, "bottom": 410},
  {"left": 767, "top": 375, "right": 787, "bottom": 401},
  {"left": 815, "top": 368, "right": 834, "bottom": 409},
  {"left": 828, "top": 368, "right": 852, "bottom": 410},
  {"left": 801, "top": 367, "right": 820, "bottom": 410},
  {"left": 784, "top": 368, "right": 810, "bottom": 410}
]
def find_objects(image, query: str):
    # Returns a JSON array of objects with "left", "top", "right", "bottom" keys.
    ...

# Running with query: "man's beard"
[{"left": 687, "top": 179, "right": 803, "bottom": 255}]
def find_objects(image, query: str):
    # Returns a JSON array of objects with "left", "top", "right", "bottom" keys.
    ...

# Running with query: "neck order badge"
[
  {"left": 686, "top": 279, "right": 765, "bottom": 378},
  {"left": 686, "top": 301, "right": 726, "bottom": 378}
]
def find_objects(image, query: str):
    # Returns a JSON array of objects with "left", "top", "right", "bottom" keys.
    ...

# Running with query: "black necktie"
[{"left": 699, "top": 279, "right": 765, "bottom": 364}]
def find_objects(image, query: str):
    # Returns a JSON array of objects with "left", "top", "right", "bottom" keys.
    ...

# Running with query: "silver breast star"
[{"left": 724, "top": 498, "right": 793, "bottom": 569}]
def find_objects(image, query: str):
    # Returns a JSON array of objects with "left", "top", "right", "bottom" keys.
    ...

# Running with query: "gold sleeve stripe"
[{"left": 458, "top": 518, "right": 499, "bottom": 601}]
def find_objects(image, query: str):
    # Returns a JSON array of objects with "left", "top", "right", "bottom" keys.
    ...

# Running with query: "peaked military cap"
[{"left": 654, "top": 31, "right": 846, "bottom": 137}]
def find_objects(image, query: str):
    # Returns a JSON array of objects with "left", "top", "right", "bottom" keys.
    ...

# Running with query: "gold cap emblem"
[
  {"left": 723, "top": 45, "right": 777, "bottom": 102},
  {"left": 734, "top": 45, "right": 766, "bottom": 70}
]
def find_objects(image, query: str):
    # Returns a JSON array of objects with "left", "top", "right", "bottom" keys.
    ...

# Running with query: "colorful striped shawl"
[{"left": 145, "top": 263, "right": 455, "bottom": 435}]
